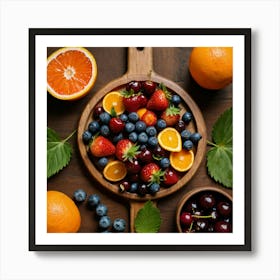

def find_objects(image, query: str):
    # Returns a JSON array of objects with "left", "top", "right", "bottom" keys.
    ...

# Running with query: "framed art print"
[{"left": 29, "top": 28, "right": 251, "bottom": 251}]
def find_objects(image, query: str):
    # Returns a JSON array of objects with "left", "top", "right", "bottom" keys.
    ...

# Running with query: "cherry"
[
  {"left": 153, "top": 145, "right": 169, "bottom": 159},
  {"left": 126, "top": 81, "right": 142, "bottom": 93},
  {"left": 93, "top": 105, "right": 104, "bottom": 119},
  {"left": 180, "top": 212, "right": 193, "bottom": 226},
  {"left": 185, "top": 200, "right": 198, "bottom": 213},
  {"left": 217, "top": 201, "right": 232, "bottom": 217},
  {"left": 137, "top": 184, "right": 148, "bottom": 196},
  {"left": 119, "top": 181, "right": 131, "bottom": 192},
  {"left": 137, "top": 148, "right": 153, "bottom": 163},
  {"left": 199, "top": 193, "right": 216, "bottom": 209},
  {"left": 125, "top": 159, "right": 141, "bottom": 174},
  {"left": 214, "top": 221, "right": 232, "bottom": 233},
  {"left": 175, "top": 120, "right": 185, "bottom": 132},
  {"left": 142, "top": 80, "right": 157, "bottom": 95},
  {"left": 195, "top": 220, "right": 208, "bottom": 232},
  {"left": 128, "top": 173, "right": 140, "bottom": 182}
]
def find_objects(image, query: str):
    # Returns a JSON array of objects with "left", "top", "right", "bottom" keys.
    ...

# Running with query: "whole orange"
[
  {"left": 47, "top": 190, "right": 81, "bottom": 233},
  {"left": 189, "top": 47, "right": 233, "bottom": 90}
]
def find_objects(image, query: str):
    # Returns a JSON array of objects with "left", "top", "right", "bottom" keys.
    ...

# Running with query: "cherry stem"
[{"left": 192, "top": 214, "right": 213, "bottom": 219}]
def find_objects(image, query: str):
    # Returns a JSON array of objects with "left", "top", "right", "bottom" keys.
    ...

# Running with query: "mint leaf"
[
  {"left": 47, "top": 127, "right": 75, "bottom": 179},
  {"left": 207, "top": 108, "right": 233, "bottom": 188},
  {"left": 134, "top": 201, "right": 161, "bottom": 233}
]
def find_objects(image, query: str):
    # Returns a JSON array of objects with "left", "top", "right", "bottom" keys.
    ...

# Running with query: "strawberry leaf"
[
  {"left": 207, "top": 108, "right": 233, "bottom": 188},
  {"left": 47, "top": 127, "right": 75, "bottom": 179},
  {"left": 135, "top": 201, "right": 162, "bottom": 233}
]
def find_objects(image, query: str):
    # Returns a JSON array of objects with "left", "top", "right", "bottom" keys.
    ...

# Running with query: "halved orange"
[
  {"left": 157, "top": 127, "right": 182, "bottom": 152},
  {"left": 170, "top": 149, "right": 194, "bottom": 172},
  {"left": 102, "top": 91, "right": 125, "bottom": 115},
  {"left": 47, "top": 47, "right": 97, "bottom": 100},
  {"left": 103, "top": 160, "right": 127, "bottom": 182}
]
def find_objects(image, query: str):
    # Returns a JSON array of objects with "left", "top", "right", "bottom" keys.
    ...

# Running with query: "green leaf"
[
  {"left": 207, "top": 146, "right": 232, "bottom": 188},
  {"left": 47, "top": 127, "right": 75, "bottom": 179},
  {"left": 212, "top": 107, "right": 232, "bottom": 146},
  {"left": 207, "top": 108, "right": 233, "bottom": 188},
  {"left": 134, "top": 201, "right": 162, "bottom": 233}
]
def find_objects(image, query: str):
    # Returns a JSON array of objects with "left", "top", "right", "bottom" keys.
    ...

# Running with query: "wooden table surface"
[{"left": 47, "top": 47, "right": 232, "bottom": 233}]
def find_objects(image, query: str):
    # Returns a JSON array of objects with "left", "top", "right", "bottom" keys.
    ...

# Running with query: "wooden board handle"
[
  {"left": 129, "top": 200, "right": 158, "bottom": 232},
  {"left": 127, "top": 47, "right": 153, "bottom": 76}
]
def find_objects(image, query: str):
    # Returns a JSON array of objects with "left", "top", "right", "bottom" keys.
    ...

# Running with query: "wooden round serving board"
[{"left": 77, "top": 47, "right": 207, "bottom": 232}]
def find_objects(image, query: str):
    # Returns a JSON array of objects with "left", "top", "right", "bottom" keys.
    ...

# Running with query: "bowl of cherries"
[{"left": 176, "top": 186, "right": 232, "bottom": 233}]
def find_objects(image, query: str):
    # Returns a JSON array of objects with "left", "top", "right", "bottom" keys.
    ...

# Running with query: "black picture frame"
[{"left": 29, "top": 28, "right": 251, "bottom": 251}]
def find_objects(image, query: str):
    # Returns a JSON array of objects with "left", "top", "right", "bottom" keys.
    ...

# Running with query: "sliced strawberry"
[
  {"left": 90, "top": 136, "right": 116, "bottom": 157},
  {"left": 115, "top": 139, "right": 140, "bottom": 162},
  {"left": 140, "top": 110, "right": 157, "bottom": 126},
  {"left": 161, "top": 105, "right": 181, "bottom": 126},
  {"left": 163, "top": 168, "right": 180, "bottom": 186},
  {"left": 140, "top": 163, "right": 165, "bottom": 184}
]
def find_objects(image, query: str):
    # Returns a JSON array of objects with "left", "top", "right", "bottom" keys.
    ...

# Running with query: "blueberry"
[
  {"left": 138, "top": 132, "right": 148, "bottom": 144},
  {"left": 135, "top": 121, "right": 147, "bottom": 133},
  {"left": 128, "top": 132, "right": 138, "bottom": 143},
  {"left": 159, "top": 157, "right": 170, "bottom": 169},
  {"left": 100, "top": 124, "right": 110, "bottom": 137},
  {"left": 112, "top": 132, "right": 124, "bottom": 143},
  {"left": 181, "top": 129, "right": 191, "bottom": 141},
  {"left": 156, "top": 119, "right": 167, "bottom": 131},
  {"left": 128, "top": 112, "right": 139, "bottom": 123},
  {"left": 147, "top": 136, "right": 158, "bottom": 148},
  {"left": 149, "top": 183, "right": 160, "bottom": 194},
  {"left": 99, "top": 216, "right": 111, "bottom": 229},
  {"left": 130, "top": 182, "right": 138, "bottom": 193},
  {"left": 97, "top": 157, "right": 108, "bottom": 169},
  {"left": 171, "top": 95, "right": 181, "bottom": 106},
  {"left": 113, "top": 218, "right": 126, "bottom": 232},
  {"left": 88, "top": 121, "right": 100, "bottom": 134},
  {"left": 82, "top": 130, "right": 92, "bottom": 143},
  {"left": 119, "top": 113, "right": 128, "bottom": 122},
  {"left": 99, "top": 112, "right": 111, "bottom": 124},
  {"left": 96, "top": 204, "right": 108, "bottom": 217},
  {"left": 146, "top": 126, "right": 157, "bottom": 136},
  {"left": 73, "top": 189, "right": 87, "bottom": 202},
  {"left": 183, "top": 140, "right": 193, "bottom": 150},
  {"left": 87, "top": 194, "right": 100, "bottom": 207},
  {"left": 125, "top": 122, "right": 135, "bottom": 133},
  {"left": 190, "top": 132, "right": 202, "bottom": 144},
  {"left": 182, "top": 112, "right": 193, "bottom": 124}
]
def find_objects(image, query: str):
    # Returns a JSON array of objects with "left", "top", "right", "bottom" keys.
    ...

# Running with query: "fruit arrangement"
[
  {"left": 178, "top": 190, "right": 232, "bottom": 233},
  {"left": 82, "top": 81, "right": 202, "bottom": 196}
]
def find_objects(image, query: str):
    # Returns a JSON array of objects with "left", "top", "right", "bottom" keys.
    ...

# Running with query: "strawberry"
[
  {"left": 140, "top": 163, "right": 165, "bottom": 184},
  {"left": 115, "top": 139, "right": 140, "bottom": 162},
  {"left": 122, "top": 90, "right": 147, "bottom": 112},
  {"left": 163, "top": 168, "right": 179, "bottom": 186},
  {"left": 160, "top": 105, "right": 181, "bottom": 126},
  {"left": 90, "top": 136, "right": 116, "bottom": 157},
  {"left": 147, "top": 84, "right": 171, "bottom": 111},
  {"left": 109, "top": 117, "right": 125, "bottom": 133}
]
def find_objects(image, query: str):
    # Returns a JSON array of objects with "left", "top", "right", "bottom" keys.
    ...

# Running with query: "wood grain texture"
[{"left": 47, "top": 47, "right": 232, "bottom": 233}]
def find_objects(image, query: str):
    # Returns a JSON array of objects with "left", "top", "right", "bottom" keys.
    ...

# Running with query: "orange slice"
[
  {"left": 47, "top": 47, "right": 97, "bottom": 100},
  {"left": 103, "top": 160, "right": 127, "bottom": 182},
  {"left": 102, "top": 91, "right": 125, "bottom": 115},
  {"left": 170, "top": 149, "right": 194, "bottom": 172},
  {"left": 137, "top": 108, "right": 147, "bottom": 119},
  {"left": 157, "top": 127, "right": 182, "bottom": 152}
]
